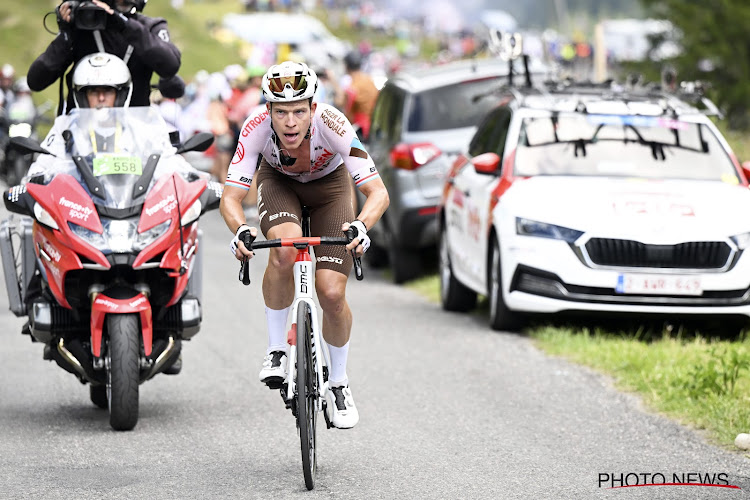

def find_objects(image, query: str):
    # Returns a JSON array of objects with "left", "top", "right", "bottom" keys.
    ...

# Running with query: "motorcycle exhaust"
[
  {"left": 146, "top": 335, "right": 179, "bottom": 379},
  {"left": 57, "top": 338, "right": 97, "bottom": 384}
]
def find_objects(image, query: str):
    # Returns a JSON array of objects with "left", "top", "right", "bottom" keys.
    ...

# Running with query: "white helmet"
[
  {"left": 72, "top": 53, "right": 133, "bottom": 108},
  {"left": 261, "top": 61, "right": 318, "bottom": 103}
]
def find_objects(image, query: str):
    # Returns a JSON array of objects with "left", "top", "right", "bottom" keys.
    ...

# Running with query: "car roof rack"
[{"left": 480, "top": 31, "right": 723, "bottom": 120}]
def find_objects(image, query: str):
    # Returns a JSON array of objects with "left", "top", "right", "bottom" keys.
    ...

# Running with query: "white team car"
[{"left": 438, "top": 84, "right": 750, "bottom": 331}]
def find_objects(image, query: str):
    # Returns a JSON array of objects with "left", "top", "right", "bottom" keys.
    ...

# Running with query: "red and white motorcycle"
[{"left": 1, "top": 106, "right": 221, "bottom": 430}]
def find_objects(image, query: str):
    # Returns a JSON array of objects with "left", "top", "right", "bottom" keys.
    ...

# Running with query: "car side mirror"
[
  {"left": 742, "top": 161, "right": 750, "bottom": 183},
  {"left": 176, "top": 132, "right": 214, "bottom": 154},
  {"left": 9, "top": 136, "right": 52, "bottom": 156},
  {"left": 473, "top": 152, "right": 501, "bottom": 174}
]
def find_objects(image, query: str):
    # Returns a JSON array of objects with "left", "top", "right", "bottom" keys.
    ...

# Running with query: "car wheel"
[
  {"left": 439, "top": 229, "right": 476, "bottom": 312},
  {"left": 389, "top": 244, "right": 422, "bottom": 284},
  {"left": 489, "top": 237, "right": 523, "bottom": 332}
]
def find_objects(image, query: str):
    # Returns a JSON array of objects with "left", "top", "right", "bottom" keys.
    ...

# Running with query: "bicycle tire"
[{"left": 296, "top": 302, "right": 317, "bottom": 490}]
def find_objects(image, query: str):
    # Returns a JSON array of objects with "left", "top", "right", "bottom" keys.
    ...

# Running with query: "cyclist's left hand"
[{"left": 343, "top": 220, "right": 370, "bottom": 257}]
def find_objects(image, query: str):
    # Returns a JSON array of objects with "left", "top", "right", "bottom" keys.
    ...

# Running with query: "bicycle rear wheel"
[{"left": 296, "top": 302, "right": 317, "bottom": 490}]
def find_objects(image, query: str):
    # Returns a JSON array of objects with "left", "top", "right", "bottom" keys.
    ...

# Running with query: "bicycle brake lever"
[
  {"left": 238, "top": 230, "right": 256, "bottom": 286},
  {"left": 345, "top": 227, "right": 364, "bottom": 281}
]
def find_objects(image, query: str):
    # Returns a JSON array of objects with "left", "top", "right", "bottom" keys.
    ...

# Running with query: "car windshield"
[
  {"left": 407, "top": 77, "right": 505, "bottom": 132},
  {"left": 513, "top": 113, "right": 740, "bottom": 183}
]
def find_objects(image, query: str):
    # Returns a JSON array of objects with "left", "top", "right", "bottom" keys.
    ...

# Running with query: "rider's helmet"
[
  {"left": 261, "top": 61, "right": 318, "bottom": 103},
  {"left": 72, "top": 53, "right": 133, "bottom": 108},
  {"left": 12, "top": 76, "right": 31, "bottom": 95}
]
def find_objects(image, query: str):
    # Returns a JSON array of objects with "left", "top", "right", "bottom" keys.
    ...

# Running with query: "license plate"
[{"left": 616, "top": 274, "right": 702, "bottom": 295}]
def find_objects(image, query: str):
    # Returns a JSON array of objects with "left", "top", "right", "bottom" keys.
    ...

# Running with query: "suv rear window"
[{"left": 406, "top": 77, "right": 504, "bottom": 132}]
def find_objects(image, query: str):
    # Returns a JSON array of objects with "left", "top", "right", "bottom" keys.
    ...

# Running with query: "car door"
[
  {"left": 363, "top": 84, "right": 403, "bottom": 241},
  {"left": 460, "top": 107, "right": 512, "bottom": 289},
  {"left": 447, "top": 109, "right": 500, "bottom": 286}
]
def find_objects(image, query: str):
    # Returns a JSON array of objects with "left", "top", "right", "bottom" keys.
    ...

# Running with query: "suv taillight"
[{"left": 390, "top": 143, "right": 442, "bottom": 170}]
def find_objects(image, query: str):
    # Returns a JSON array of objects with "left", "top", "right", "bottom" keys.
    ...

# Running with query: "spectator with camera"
[{"left": 27, "top": 0, "right": 182, "bottom": 114}]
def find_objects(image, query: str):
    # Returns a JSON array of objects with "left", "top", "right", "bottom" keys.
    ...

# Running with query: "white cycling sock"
[
  {"left": 326, "top": 341, "right": 349, "bottom": 386},
  {"left": 265, "top": 306, "right": 290, "bottom": 353}
]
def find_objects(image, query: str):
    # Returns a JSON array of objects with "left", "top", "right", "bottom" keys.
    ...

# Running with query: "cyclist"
[{"left": 220, "top": 61, "right": 389, "bottom": 429}]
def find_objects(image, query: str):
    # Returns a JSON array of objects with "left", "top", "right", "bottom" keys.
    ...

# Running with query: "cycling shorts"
[{"left": 256, "top": 158, "right": 355, "bottom": 275}]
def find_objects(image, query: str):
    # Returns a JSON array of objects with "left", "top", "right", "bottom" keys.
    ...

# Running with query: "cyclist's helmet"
[
  {"left": 72, "top": 53, "right": 133, "bottom": 108},
  {"left": 261, "top": 61, "right": 318, "bottom": 103}
]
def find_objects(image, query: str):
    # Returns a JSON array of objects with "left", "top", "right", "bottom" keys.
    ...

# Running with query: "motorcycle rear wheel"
[
  {"left": 107, "top": 314, "right": 140, "bottom": 431},
  {"left": 89, "top": 385, "right": 108, "bottom": 409}
]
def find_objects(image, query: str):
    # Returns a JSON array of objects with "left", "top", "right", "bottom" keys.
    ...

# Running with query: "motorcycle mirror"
[
  {"left": 175, "top": 132, "right": 214, "bottom": 154},
  {"left": 9, "top": 136, "right": 53, "bottom": 156}
]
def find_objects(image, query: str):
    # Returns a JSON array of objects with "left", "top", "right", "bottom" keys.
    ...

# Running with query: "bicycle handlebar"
[{"left": 238, "top": 229, "right": 364, "bottom": 285}]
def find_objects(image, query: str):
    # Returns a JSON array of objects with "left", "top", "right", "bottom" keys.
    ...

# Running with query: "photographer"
[{"left": 27, "top": 0, "right": 182, "bottom": 114}]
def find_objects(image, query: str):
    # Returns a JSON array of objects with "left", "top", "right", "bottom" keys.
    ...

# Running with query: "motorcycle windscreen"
[{"left": 63, "top": 107, "right": 180, "bottom": 209}]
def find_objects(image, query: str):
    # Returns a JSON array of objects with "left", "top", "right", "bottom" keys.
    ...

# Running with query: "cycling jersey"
[{"left": 225, "top": 103, "right": 379, "bottom": 190}]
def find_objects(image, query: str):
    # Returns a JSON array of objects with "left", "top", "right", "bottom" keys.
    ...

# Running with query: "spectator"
[{"left": 338, "top": 51, "right": 378, "bottom": 141}]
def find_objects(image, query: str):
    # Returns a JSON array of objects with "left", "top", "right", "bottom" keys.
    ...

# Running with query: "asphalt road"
[{"left": 0, "top": 207, "right": 748, "bottom": 499}]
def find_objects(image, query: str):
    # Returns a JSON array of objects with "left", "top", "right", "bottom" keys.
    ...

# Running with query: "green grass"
[
  {"left": 4, "top": 0, "right": 246, "bottom": 112},
  {"left": 531, "top": 326, "right": 750, "bottom": 449}
]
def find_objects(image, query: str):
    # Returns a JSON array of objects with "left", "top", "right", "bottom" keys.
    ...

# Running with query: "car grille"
[{"left": 584, "top": 239, "right": 732, "bottom": 269}]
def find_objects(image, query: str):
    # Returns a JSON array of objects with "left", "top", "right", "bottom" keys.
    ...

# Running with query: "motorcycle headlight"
[
  {"left": 516, "top": 217, "right": 584, "bottom": 243},
  {"left": 107, "top": 220, "right": 137, "bottom": 253},
  {"left": 34, "top": 203, "right": 59, "bottom": 230},
  {"left": 69, "top": 222, "right": 106, "bottom": 249},
  {"left": 134, "top": 219, "right": 171, "bottom": 251},
  {"left": 730, "top": 232, "right": 750, "bottom": 250},
  {"left": 180, "top": 199, "right": 202, "bottom": 227}
]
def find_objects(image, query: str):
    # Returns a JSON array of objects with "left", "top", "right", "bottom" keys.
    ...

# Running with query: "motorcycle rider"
[
  {"left": 27, "top": 0, "right": 182, "bottom": 114},
  {"left": 220, "top": 61, "right": 390, "bottom": 429}
]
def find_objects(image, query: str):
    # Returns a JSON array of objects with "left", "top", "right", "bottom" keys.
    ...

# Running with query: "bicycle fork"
[{"left": 283, "top": 251, "right": 331, "bottom": 416}]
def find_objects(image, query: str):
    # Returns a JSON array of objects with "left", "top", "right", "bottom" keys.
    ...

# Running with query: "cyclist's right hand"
[{"left": 230, "top": 224, "right": 257, "bottom": 260}]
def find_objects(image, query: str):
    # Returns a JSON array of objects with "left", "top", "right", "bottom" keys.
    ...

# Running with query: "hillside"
[{"left": 0, "top": 0, "right": 247, "bottom": 107}]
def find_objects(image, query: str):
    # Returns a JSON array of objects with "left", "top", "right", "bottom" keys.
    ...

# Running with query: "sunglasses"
[{"left": 267, "top": 74, "right": 308, "bottom": 98}]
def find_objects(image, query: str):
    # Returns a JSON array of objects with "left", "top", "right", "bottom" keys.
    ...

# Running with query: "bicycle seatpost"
[{"left": 239, "top": 230, "right": 256, "bottom": 286}]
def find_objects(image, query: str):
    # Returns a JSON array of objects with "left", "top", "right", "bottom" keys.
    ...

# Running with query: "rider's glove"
[
  {"left": 348, "top": 220, "right": 370, "bottom": 253},
  {"left": 230, "top": 224, "right": 252, "bottom": 255}
]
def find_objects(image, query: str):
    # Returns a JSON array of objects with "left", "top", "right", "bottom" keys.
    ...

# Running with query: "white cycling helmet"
[
  {"left": 72, "top": 53, "right": 133, "bottom": 108},
  {"left": 261, "top": 61, "right": 318, "bottom": 103}
]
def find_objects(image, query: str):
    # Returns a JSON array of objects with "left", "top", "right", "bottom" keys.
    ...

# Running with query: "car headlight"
[
  {"left": 134, "top": 219, "right": 171, "bottom": 251},
  {"left": 180, "top": 199, "right": 202, "bottom": 226},
  {"left": 730, "top": 232, "right": 750, "bottom": 250},
  {"left": 34, "top": 203, "right": 59, "bottom": 230},
  {"left": 516, "top": 217, "right": 584, "bottom": 243}
]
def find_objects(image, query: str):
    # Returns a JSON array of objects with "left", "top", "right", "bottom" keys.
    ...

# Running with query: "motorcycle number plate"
[{"left": 93, "top": 155, "right": 143, "bottom": 176}]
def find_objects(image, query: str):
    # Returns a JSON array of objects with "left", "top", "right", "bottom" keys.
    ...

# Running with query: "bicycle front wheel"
[{"left": 296, "top": 302, "right": 317, "bottom": 490}]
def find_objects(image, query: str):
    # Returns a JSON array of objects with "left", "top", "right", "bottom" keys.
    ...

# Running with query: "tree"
[{"left": 640, "top": 0, "right": 750, "bottom": 129}]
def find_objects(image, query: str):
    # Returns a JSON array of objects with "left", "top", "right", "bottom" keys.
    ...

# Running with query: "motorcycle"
[{"left": 0, "top": 106, "right": 221, "bottom": 431}]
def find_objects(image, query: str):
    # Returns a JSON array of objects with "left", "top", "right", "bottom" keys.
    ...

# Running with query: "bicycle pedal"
[
  {"left": 322, "top": 402, "right": 333, "bottom": 429},
  {"left": 264, "top": 377, "right": 284, "bottom": 390}
]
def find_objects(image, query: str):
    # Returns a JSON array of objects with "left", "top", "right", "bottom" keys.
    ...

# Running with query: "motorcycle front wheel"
[{"left": 106, "top": 314, "right": 140, "bottom": 431}]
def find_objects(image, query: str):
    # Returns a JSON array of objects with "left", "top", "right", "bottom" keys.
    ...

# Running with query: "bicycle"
[{"left": 237, "top": 206, "right": 363, "bottom": 490}]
